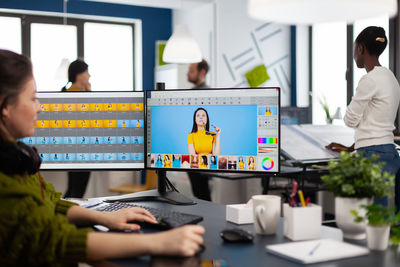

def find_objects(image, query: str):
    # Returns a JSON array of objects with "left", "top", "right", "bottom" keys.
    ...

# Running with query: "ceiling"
[{"left": 84, "top": 0, "right": 213, "bottom": 10}]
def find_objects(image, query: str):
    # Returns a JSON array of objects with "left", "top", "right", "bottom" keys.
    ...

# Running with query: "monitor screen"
[
  {"left": 146, "top": 88, "right": 280, "bottom": 173},
  {"left": 22, "top": 91, "right": 145, "bottom": 170}
]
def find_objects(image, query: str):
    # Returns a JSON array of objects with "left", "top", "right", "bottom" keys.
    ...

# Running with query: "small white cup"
[{"left": 252, "top": 195, "right": 281, "bottom": 235}]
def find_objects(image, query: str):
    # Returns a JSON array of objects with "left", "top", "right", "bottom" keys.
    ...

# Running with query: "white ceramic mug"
[{"left": 252, "top": 195, "right": 281, "bottom": 235}]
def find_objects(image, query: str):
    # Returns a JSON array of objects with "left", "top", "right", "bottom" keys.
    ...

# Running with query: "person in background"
[
  {"left": 62, "top": 59, "right": 91, "bottom": 92},
  {"left": 62, "top": 59, "right": 91, "bottom": 198},
  {"left": 186, "top": 59, "right": 213, "bottom": 200},
  {"left": 344, "top": 26, "right": 400, "bottom": 209},
  {"left": 0, "top": 49, "right": 204, "bottom": 266},
  {"left": 187, "top": 59, "right": 209, "bottom": 89}
]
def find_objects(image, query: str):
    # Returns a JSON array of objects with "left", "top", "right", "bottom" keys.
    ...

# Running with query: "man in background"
[
  {"left": 187, "top": 59, "right": 209, "bottom": 89},
  {"left": 186, "top": 59, "right": 212, "bottom": 201}
]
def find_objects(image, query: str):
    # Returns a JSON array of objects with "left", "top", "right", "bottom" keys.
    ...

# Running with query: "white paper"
[{"left": 266, "top": 238, "right": 369, "bottom": 264}]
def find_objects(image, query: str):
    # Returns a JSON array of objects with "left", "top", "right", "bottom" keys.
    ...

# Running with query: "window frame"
[{"left": 0, "top": 9, "right": 141, "bottom": 91}]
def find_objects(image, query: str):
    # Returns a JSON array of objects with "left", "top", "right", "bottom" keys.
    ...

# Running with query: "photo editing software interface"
[
  {"left": 146, "top": 88, "right": 280, "bottom": 173},
  {"left": 21, "top": 92, "right": 145, "bottom": 169}
]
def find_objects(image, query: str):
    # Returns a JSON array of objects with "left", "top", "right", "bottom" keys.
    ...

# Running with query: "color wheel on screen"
[{"left": 262, "top": 157, "right": 274, "bottom": 170}]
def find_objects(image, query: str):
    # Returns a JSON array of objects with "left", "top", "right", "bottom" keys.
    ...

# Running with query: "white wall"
[{"left": 172, "top": 0, "right": 292, "bottom": 106}]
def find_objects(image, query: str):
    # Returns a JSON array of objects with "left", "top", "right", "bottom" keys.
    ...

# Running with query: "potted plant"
[
  {"left": 351, "top": 204, "right": 400, "bottom": 250},
  {"left": 319, "top": 96, "right": 333, "bottom": 124},
  {"left": 321, "top": 151, "right": 394, "bottom": 240}
]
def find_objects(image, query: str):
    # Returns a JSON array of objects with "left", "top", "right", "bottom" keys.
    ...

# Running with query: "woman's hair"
[
  {"left": 202, "top": 155, "right": 208, "bottom": 165},
  {"left": 165, "top": 155, "right": 170, "bottom": 160},
  {"left": 211, "top": 155, "right": 216, "bottom": 163},
  {"left": 157, "top": 154, "right": 162, "bottom": 160},
  {"left": 0, "top": 50, "right": 33, "bottom": 140},
  {"left": 355, "top": 26, "right": 387, "bottom": 57},
  {"left": 61, "top": 59, "right": 88, "bottom": 91},
  {"left": 191, "top": 107, "right": 210, "bottom": 133}
]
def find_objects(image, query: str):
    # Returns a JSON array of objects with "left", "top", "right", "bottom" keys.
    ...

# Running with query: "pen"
[
  {"left": 85, "top": 202, "right": 103, "bottom": 209},
  {"left": 308, "top": 241, "right": 321, "bottom": 256},
  {"left": 305, "top": 197, "right": 311, "bottom": 206},
  {"left": 298, "top": 190, "right": 306, "bottom": 207},
  {"left": 290, "top": 181, "right": 298, "bottom": 197}
]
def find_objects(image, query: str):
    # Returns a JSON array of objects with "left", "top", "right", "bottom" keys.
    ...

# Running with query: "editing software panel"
[
  {"left": 146, "top": 88, "right": 280, "bottom": 173},
  {"left": 22, "top": 92, "right": 145, "bottom": 169}
]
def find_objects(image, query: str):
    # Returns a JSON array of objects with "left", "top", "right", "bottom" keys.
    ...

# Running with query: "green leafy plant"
[
  {"left": 351, "top": 204, "right": 400, "bottom": 247},
  {"left": 319, "top": 96, "right": 333, "bottom": 124},
  {"left": 321, "top": 151, "right": 394, "bottom": 198},
  {"left": 351, "top": 204, "right": 393, "bottom": 226}
]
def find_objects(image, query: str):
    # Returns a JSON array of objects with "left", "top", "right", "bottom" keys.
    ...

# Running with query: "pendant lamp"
[
  {"left": 162, "top": 24, "right": 202, "bottom": 64},
  {"left": 248, "top": 0, "right": 397, "bottom": 25}
]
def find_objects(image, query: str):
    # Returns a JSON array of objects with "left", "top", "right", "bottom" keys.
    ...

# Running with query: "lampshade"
[
  {"left": 248, "top": 0, "right": 397, "bottom": 25},
  {"left": 162, "top": 24, "right": 202, "bottom": 64}
]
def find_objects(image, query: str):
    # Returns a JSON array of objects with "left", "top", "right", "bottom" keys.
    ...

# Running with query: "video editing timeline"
[
  {"left": 22, "top": 92, "right": 145, "bottom": 169},
  {"left": 146, "top": 88, "right": 280, "bottom": 173}
]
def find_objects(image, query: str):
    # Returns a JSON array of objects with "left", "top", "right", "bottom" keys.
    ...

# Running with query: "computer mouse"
[{"left": 220, "top": 228, "right": 254, "bottom": 243}]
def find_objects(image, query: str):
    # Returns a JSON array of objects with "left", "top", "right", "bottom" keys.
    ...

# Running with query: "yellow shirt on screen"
[
  {"left": 164, "top": 159, "right": 172, "bottom": 168},
  {"left": 238, "top": 161, "right": 245, "bottom": 170},
  {"left": 187, "top": 130, "right": 215, "bottom": 154},
  {"left": 200, "top": 162, "right": 208, "bottom": 169},
  {"left": 248, "top": 162, "right": 255, "bottom": 170}
]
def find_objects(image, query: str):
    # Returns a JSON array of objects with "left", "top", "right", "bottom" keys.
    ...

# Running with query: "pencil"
[{"left": 298, "top": 190, "right": 306, "bottom": 207}]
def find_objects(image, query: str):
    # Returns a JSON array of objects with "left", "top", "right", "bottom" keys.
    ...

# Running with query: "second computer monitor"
[
  {"left": 146, "top": 88, "right": 280, "bottom": 173},
  {"left": 22, "top": 91, "right": 145, "bottom": 170}
]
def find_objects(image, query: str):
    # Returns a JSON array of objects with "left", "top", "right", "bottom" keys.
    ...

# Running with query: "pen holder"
[{"left": 283, "top": 203, "right": 322, "bottom": 241}]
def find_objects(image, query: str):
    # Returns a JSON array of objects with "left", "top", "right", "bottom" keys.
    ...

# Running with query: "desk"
[{"left": 93, "top": 190, "right": 399, "bottom": 267}]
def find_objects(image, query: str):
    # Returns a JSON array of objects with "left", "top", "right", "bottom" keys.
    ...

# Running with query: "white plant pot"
[
  {"left": 366, "top": 225, "right": 390, "bottom": 251},
  {"left": 335, "top": 197, "right": 372, "bottom": 240}
]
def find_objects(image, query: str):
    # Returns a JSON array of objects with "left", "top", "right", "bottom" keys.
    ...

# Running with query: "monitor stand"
[{"left": 104, "top": 170, "right": 196, "bottom": 205}]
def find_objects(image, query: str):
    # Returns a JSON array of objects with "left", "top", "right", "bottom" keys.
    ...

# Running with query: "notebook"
[{"left": 266, "top": 239, "right": 369, "bottom": 264}]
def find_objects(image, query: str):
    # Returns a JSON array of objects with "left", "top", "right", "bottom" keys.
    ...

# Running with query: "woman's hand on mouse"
[
  {"left": 149, "top": 225, "right": 205, "bottom": 256},
  {"left": 99, "top": 207, "right": 157, "bottom": 231}
]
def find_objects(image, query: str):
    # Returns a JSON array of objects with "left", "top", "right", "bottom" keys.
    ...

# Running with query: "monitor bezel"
[
  {"left": 144, "top": 87, "right": 281, "bottom": 175},
  {"left": 34, "top": 91, "right": 145, "bottom": 171}
]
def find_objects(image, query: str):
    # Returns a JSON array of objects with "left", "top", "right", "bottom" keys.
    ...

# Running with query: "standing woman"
[
  {"left": 62, "top": 59, "right": 91, "bottom": 198},
  {"left": 344, "top": 26, "right": 400, "bottom": 208},
  {"left": 0, "top": 49, "right": 204, "bottom": 266}
]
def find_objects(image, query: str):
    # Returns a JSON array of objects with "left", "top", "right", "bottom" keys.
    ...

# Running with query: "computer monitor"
[
  {"left": 22, "top": 91, "right": 145, "bottom": 170},
  {"left": 146, "top": 88, "right": 280, "bottom": 174}
]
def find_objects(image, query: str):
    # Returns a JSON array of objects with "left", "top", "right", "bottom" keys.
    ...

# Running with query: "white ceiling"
[{"left": 84, "top": 0, "right": 213, "bottom": 10}]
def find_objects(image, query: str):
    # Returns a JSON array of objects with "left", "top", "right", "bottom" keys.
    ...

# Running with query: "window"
[
  {"left": 31, "top": 23, "right": 78, "bottom": 92},
  {"left": 312, "top": 22, "right": 347, "bottom": 125},
  {"left": 0, "top": 16, "right": 21, "bottom": 53},
  {"left": 84, "top": 22, "right": 134, "bottom": 91},
  {"left": 0, "top": 12, "right": 139, "bottom": 92}
]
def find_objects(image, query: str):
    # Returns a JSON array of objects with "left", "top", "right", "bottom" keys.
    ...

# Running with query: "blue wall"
[{"left": 0, "top": 0, "right": 172, "bottom": 91}]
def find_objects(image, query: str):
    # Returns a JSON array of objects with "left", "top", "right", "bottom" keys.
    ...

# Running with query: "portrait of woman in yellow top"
[
  {"left": 188, "top": 108, "right": 221, "bottom": 155},
  {"left": 200, "top": 155, "right": 209, "bottom": 169},
  {"left": 164, "top": 154, "right": 172, "bottom": 168},
  {"left": 248, "top": 156, "right": 256, "bottom": 170},
  {"left": 238, "top": 156, "right": 245, "bottom": 170}
]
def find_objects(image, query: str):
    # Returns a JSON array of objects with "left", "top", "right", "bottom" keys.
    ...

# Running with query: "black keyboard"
[{"left": 94, "top": 201, "right": 203, "bottom": 229}]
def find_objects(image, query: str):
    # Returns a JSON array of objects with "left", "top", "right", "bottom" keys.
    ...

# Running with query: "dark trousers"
[
  {"left": 188, "top": 172, "right": 211, "bottom": 201},
  {"left": 357, "top": 144, "right": 400, "bottom": 210},
  {"left": 64, "top": 172, "right": 91, "bottom": 198}
]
